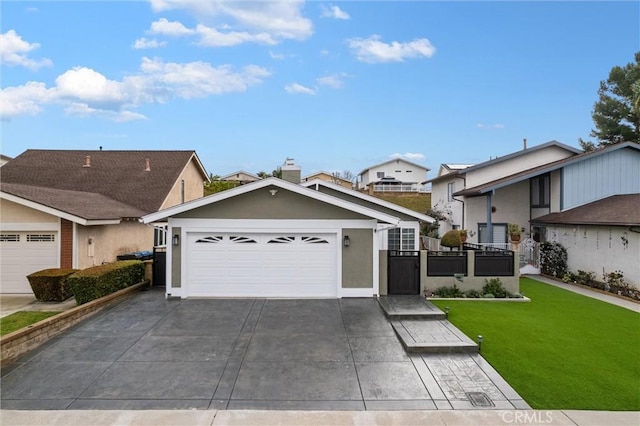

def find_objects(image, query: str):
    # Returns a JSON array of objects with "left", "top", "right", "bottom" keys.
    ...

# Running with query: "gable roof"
[
  {"left": 455, "top": 142, "right": 640, "bottom": 197},
  {"left": 301, "top": 179, "right": 435, "bottom": 223},
  {"left": 358, "top": 158, "right": 429, "bottom": 176},
  {"left": 142, "top": 177, "right": 404, "bottom": 225},
  {"left": 219, "top": 170, "right": 261, "bottom": 181},
  {"left": 0, "top": 150, "right": 208, "bottom": 222},
  {"left": 302, "top": 171, "right": 352, "bottom": 184},
  {"left": 426, "top": 140, "right": 581, "bottom": 184},
  {"left": 531, "top": 194, "right": 640, "bottom": 226}
]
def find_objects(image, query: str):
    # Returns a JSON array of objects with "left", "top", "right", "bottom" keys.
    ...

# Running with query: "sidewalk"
[
  {"left": 0, "top": 295, "right": 77, "bottom": 319},
  {"left": 2, "top": 409, "right": 639, "bottom": 425},
  {"left": 526, "top": 274, "right": 640, "bottom": 313}
]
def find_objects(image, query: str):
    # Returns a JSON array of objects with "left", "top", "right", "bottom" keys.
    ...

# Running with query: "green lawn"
[
  {"left": 432, "top": 277, "right": 640, "bottom": 410},
  {"left": 0, "top": 311, "right": 61, "bottom": 336}
]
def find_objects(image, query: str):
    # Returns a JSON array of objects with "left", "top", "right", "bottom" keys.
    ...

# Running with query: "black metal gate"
[
  {"left": 153, "top": 246, "right": 167, "bottom": 287},
  {"left": 388, "top": 250, "right": 420, "bottom": 295}
]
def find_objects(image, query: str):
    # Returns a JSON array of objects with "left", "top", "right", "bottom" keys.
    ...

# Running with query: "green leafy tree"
[
  {"left": 587, "top": 52, "right": 640, "bottom": 149},
  {"left": 204, "top": 174, "right": 239, "bottom": 196}
]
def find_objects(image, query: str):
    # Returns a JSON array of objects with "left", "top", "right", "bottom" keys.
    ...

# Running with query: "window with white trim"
[
  {"left": 376, "top": 172, "right": 385, "bottom": 178},
  {"left": 26, "top": 234, "right": 55, "bottom": 242},
  {"left": 388, "top": 228, "right": 416, "bottom": 250},
  {"left": 0, "top": 234, "right": 20, "bottom": 242},
  {"left": 154, "top": 225, "right": 167, "bottom": 247}
]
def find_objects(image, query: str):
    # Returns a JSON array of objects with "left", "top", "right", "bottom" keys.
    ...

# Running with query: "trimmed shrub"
[
  {"left": 68, "top": 260, "right": 145, "bottom": 305},
  {"left": 27, "top": 268, "right": 78, "bottom": 302},
  {"left": 441, "top": 230, "right": 462, "bottom": 249},
  {"left": 464, "top": 289, "right": 482, "bottom": 298},
  {"left": 482, "top": 278, "right": 507, "bottom": 298},
  {"left": 434, "top": 284, "right": 464, "bottom": 298}
]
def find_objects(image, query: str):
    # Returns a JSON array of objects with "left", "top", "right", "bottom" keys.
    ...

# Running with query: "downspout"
[{"left": 486, "top": 191, "right": 494, "bottom": 244}]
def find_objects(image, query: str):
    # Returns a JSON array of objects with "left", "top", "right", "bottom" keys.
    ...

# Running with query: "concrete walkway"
[
  {"left": 0, "top": 295, "right": 77, "bottom": 319},
  {"left": 525, "top": 274, "right": 640, "bottom": 313},
  {"left": 2, "top": 408, "right": 639, "bottom": 425}
]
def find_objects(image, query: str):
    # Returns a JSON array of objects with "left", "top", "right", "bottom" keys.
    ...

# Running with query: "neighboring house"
[
  {"left": 428, "top": 140, "right": 582, "bottom": 241},
  {"left": 219, "top": 171, "right": 261, "bottom": 185},
  {"left": 301, "top": 171, "right": 353, "bottom": 189},
  {"left": 0, "top": 154, "right": 12, "bottom": 167},
  {"left": 0, "top": 150, "right": 208, "bottom": 294},
  {"left": 358, "top": 158, "right": 429, "bottom": 193},
  {"left": 429, "top": 141, "right": 640, "bottom": 287},
  {"left": 142, "top": 178, "right": 434, "bottom": 299}
]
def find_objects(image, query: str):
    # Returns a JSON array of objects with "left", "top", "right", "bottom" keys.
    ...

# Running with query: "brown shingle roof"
[
  {"left": 0, "top": 150, "right": 204, "bottom": 219},
  {"left": 531, "top": 194, "right": 640, "bottom": 226}
]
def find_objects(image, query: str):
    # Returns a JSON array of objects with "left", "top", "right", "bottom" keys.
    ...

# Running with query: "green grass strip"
[
  {"left": 432, "top": 277, "right": 640, "bottom": 410},
  {"left": 0, "top": 311, "right": 61, "bottom": 336}
]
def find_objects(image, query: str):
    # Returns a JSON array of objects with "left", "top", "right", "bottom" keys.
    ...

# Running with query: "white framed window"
[
  {"left": 447, "top": 182, "right": 455, "bottom": 201},
  {"left": 388, "top": 228, "right": 416, "bottom": 250},
  {"left": 376, "top": 172, "right": 385, "bottom": 178},
  {"left": 0, "top": 234, "right": 20, "bottom": 242},
  {"left": 154, "top": 225, "right": 167, "bottom": 247},
  {"left": 27, "top": 234, "right": 55, "bottom": 242}
]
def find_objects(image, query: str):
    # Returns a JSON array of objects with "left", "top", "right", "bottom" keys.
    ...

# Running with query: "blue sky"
[{"left": 2, "top": 1, "right": 638, "bottom": 179}]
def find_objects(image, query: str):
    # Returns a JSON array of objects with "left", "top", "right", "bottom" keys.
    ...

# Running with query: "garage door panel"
[
  {"left": 0, "top": 232, "right": 58, "bottom": 294},
  {"left": 186, "top": 232, "right": 337, "bottom": 298}
]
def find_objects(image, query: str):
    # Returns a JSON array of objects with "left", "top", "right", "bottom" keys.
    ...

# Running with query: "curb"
[{"left": 0, "top": 281, "right": 149, "bottom": 366}]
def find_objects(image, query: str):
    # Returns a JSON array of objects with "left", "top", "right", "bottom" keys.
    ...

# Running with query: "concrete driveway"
[{"left": 1, "top": 288, "right": 525, "bottom": 410}]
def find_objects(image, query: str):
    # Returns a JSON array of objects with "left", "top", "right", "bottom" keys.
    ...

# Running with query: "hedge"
[
  {"left": 67, "top": 260, "right": 145, "bottom": 305},
  {"left": 27, "top": 268, "right": 78, "bottom": 302}
]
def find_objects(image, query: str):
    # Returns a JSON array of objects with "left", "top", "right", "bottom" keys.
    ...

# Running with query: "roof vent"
[
  {"left": 144, "top": 158, "right": 151, "bottom": 172},
  {"left": 523, "top": 138, "right": 527, "bottom": 150},
  {"left": 83, "top": 156, "right": 91, "bottom": 168}
]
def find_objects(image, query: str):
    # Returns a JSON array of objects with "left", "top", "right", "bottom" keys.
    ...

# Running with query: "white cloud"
[
  {"left": 132, "top": 37, "right": 167, "bottom": 49},
  {"left": 390, "top": 152, "right": 426, "bottom": 161},
  {"left": 321, "top": 4, "right": 350, "bottom": 20},
  {"left": 316, "top": 73, "right": 348, "bottom": 89},
  {"left": 347, "top": 35, "right": 436, "bottom": 63},
  {"left": 147, "top": 1, "right": 312, "bottom": 44},
  {"left": 1, "top": 58, "right": 270, "bottom": 121},
  {"left": 285, "top": 83, "right": 316, "bottom": 95},
  {"left": 148, "top": 18, "right": 195, "bottom": 36},
  {"left": 195, "top": 24, "right": 276, "bottom": 47},
  {"left": 0, "top": 30, "right": 52, "bottom": 70},
  {"left": 269, "top": 50, "right": 285, "bottom": 60},
  {"left": 477, "top": 123, "right": 505, "bottom": 129}
]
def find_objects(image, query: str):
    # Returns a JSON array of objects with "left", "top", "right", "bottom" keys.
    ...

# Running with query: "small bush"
[
  {"left": 540, "top": 241, "right": 568, "bottom": 278},
  {"left": 483, "top": 293, "right": 496, "bottom": 298},
  {"left": 482, "top": 278, "right": 507, "bottom": 298},
  {"left": 434, "top": 284, "right": 464, "bottom": 298},
  {"left": 441, "top": 230, "right": 462, "bottom": 249},
  {"left": 464, "top": 289, "right": 482, "bottom": 298},
  {"left": 27, "top": 268, "right": 78, "bottom": 302},
  {"left": 68, "top": 260, "right": 145, "bottom": 305}
]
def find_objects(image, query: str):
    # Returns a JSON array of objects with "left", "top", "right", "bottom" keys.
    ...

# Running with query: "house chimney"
[
  {"left": 144, "top": 158, "right": 151, "bottom": 172},
  {"left": 523, "top": 138, "right": 527, "bottom": 150},
  {"left": 281, "top": 158, "right": 301, "bottom": 184},
  {"left": 83, "top": 155, "right": 91, "bottom": 168}
]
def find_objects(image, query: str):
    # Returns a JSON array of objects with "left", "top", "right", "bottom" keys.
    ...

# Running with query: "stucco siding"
[
  {"left": 0, "top": 200, "right": 58, "bottom": 224},
  {"left": 547, "top": 224, "right": 639, "bottom": 288},
  {"left": 76, "top": 222, "right": 153, "bottom": 268},
  {"left": 562, "top": 147, "right": 640, "bottom": 210},
  {"left": 341, "top": 228, "right": 373, "bottom": 288},
  {"left": 430, "top": 176, "right": 465, "bottom": 233},
  {"left": 174, "top": 187, "right": 369, "bottom": 220},
  {"left": 171, "top": 226, "right": 181, "bottom": 288},
  {"left": 161, "top": 158, "right": 206, "bottom": 209},
  {"left": 466, "top": 146, "right": 576, "bottom": 188}
]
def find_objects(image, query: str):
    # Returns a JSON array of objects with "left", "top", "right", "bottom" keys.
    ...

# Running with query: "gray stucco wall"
[
  {"left": 379, "top": 250, "right": 388, "bottom": 295},
  {"left": 174, "top": 186, "right": 369, "bottom": 220},
  {"left": 341, "top": 228, "right": 373, "bottom": 288},
  {"left": 171, "top": 227, "right": 181, "bottom": 288}
]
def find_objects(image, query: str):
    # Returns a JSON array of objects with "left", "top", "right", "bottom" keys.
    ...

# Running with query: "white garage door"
[
  {"left": 186, "top": 233, "right": 337, "bottom": 297},
  {"left": 0, "top": 232, "right": 59, "bottom": 294}
]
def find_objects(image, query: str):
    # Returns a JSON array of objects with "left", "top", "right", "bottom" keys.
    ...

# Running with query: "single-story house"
[
  {"left": 0, "top": 149, "right": 208, "bottom": 294},
  {"left": 219, "top": 171, "right": 261, "bottom": 184},
  {"left": 301, "top": 171, "right": 354, "bottom": 189},
  {"left": 142, "top": 178, "right": 434, "bottom": 299}
]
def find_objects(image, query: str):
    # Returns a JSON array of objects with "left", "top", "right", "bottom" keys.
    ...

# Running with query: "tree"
[
  {"left": 588, "top": 52, "right": 640, "bottom": 148},
  {"left": 330, "top": 170, "right": 355, "bottom": 185},
  {"left": 204, "top": 174, "right": 239, "bottom": 195}
]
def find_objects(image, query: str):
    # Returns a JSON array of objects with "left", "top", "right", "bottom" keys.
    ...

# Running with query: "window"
[
  {"left": 154, "top": 226, "right": 167, "bottom": 246},
  {"left": 388, "top": 228, "right": 416, "bottom": 250},
  {"left": 26, "top": 234, "right": 55, "bottom": 242},
  {"left": 376, "top": 172, "right": 385, "bottom": 179},
  {"left": 478, "top": 224, "right": 507, "bottom": 244},
  {"left": 531, "top": 174, "right": 550, "bottom": 207},
  {"left": 406, "top": 170, "right": 413, "bottom": 173},
  {"left": 447, "top": 182, "right": 455, "bottom": 201},
  {"left": 395, "top": 170, "right": 402, "bottom": 173},
  {"left": 0, "top": 234, "right": 20, "bottom": 242}
]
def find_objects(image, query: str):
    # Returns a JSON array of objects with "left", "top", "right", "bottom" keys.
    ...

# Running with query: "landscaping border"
[
  {"left": 0, "top": 281, "right": 149, "bottom": 366},
  {"left": 427, "top": 297, "right": 531, "bottom": 302}
]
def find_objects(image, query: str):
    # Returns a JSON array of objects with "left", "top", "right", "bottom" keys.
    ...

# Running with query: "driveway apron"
[{"left": 0, "top": 288, "right": 526, "bottom": 410}]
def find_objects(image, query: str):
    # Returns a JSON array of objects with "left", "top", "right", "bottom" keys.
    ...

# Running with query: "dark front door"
[
  {"left": 388, "top": 250, "right": 420, "bottom": 295},
  {"left": 153, "top": 246, "right": 167, "bottom": 287}
]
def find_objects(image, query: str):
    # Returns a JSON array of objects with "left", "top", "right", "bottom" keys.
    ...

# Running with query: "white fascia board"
[
  {"left": 302, "top": 179, "right": 435, "bottom": 223},
  {"left": 143, "top": 177, "right": 402, "bottom": 225},
  {"left": 1, "top": 191, "right": 89, "bottom": 226}
]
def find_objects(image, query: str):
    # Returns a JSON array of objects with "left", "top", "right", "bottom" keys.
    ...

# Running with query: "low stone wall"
[{"left": 0, "top": 281, "right": 149, "bottom": 366}]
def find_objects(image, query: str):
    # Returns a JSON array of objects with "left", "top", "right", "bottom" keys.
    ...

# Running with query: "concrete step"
[
  {"left": 391, "top": 319, "right": 478, "bottom": 354},
  {"left": 377, "top": 296, "right": 446, "bottom": 320}
]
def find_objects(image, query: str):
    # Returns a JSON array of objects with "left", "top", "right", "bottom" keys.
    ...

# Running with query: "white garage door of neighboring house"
[
  {"left": 186, "top": 233, "right": 337, "bottom": 298},
  {"left": 0, "top": 232, "right": 58, "bottom": 294}
]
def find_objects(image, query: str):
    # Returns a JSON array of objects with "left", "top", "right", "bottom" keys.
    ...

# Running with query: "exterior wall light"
[
  {"left": 343, "top": 235, "right": 350, "bottom": 247},
  {"left": 172, "top": 234, "right": 180, "bottom": 246}
]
